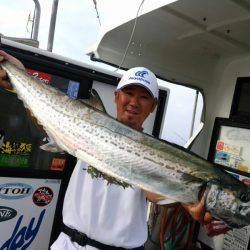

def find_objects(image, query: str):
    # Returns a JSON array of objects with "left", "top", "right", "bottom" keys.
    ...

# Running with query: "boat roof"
[{"left": 90, "top": 0, "right": 250, "bottom": 88}]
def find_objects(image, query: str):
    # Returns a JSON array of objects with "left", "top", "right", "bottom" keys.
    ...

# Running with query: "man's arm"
[
  {"left": 144, "top": 190, "right": 168, "bottom": 203},
  {"left": 144, "top": 190, "right": 231, "bottom": 237},
  {"left": 145, "top": 190, "right": 211, "bottom": 224}
]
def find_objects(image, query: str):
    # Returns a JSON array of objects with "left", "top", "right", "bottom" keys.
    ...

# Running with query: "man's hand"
[
  {"left": 182, "top": 195, "right": 231, "bottom": 237},
  {"left": 205, "top": 220, "right": 231, "bottom": 237},
  {"left": 145, "top": 190, "right": 213, "bottom": 223},
  {"left": 182, "top": 195, "right": 213, "bottom": 225},
  {"left": 0, "top": 50, "right": 25, "bottom": 90}
]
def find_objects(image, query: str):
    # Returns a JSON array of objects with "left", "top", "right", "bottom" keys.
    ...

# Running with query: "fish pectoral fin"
[
  {"left": 157, "top": 197, "right": 179, "bottom": 205},
  {"left": 40, "top": 137, "right": 64, "bottom": 153},
  {"left": 40, "top": 142, "right": 64, "bottom": 153},
  {"left": 80, "top": 89, "right": 106, "bottom": 113}
]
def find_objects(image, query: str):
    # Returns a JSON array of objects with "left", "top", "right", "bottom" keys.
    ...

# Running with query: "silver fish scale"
[
  {"left": 0, "top": 60, "right": 239, "bottom": 184},
  {"left": 65, "top": 114, "right": 203, "bottom": 202},
  {"left": 2, "top": 61, "right": 250, "bottom": 227},
  {"left": 16, "top": 76, "right": 202, "bottom": 202},
  {"left": 0, "top": 62, "right": 232, "bottom": 202}
]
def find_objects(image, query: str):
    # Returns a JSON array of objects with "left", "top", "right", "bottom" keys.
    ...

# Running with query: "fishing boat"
[{"left": 0, "top": 0, "right": 249, "bottom": 249}]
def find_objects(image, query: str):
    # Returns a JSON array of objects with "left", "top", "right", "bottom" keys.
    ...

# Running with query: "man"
[{"left": 0, "top": 50, "right": 228, "bottom": 250}]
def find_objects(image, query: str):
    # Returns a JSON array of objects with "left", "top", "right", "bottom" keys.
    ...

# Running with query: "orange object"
[{"left": 50, "top": 158, "right": 66, "bottom": 171}]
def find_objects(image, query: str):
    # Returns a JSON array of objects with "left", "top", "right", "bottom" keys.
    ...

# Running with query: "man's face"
[{"left": 115, "top": 85, "right": 157, "bottom": 131}]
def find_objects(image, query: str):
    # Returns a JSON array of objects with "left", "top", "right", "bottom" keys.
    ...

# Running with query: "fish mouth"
[
  {"left": 223, "top": 202, "right": 250, "bottom": 228},
  {"left": 237, "top": 202, "right": 250, "bottom": 219},
  {"left": 205, "top": 182, "right": 250, "bottom": 228}
]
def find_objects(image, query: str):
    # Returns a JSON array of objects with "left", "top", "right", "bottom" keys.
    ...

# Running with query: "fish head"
[{"left": 205, "top": 181, "right": 250, "bottom": 228}]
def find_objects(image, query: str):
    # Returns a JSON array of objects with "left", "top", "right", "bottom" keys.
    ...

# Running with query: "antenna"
[
  {"left": 92, "top": 0, "right": 101, "bottom": 26},
  {"left": 26, "top": 10, "right": 35, "bottom": 38}
]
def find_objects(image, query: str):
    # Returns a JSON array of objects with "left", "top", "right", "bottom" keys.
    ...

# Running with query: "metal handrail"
[
  {"left": 47, "top": 0, "right": 59, "bottom": 52},
  {"left": 32, "top": 0, "right": 41, "bottom": 40}
]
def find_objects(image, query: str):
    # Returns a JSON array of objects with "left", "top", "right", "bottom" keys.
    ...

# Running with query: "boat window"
[
  {"left": 0, "top": 67, "right": 90, "bottom": 171},
  {"left": 158, "top": 79, "right": 203, "bottom": 148}
]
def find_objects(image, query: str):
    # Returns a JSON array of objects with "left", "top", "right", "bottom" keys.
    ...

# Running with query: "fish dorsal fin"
[
  {"left": 40, "top": 136, "right": 65, "bottom": 153},
  {"left": 81, "top": 89, "right": 106, "bottom": 113}
]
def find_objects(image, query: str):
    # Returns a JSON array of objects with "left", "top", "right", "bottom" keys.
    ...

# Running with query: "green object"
[
  {"left": 0, "top": 154, "right": 29, "bottom": 168},
  {"left": 87, "top": 165, "right": 131, "bottom": 188}
]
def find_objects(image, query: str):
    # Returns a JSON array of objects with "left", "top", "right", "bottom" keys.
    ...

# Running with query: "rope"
[{"left": 114, "top": 0, "right": 146, "bottom": 72}]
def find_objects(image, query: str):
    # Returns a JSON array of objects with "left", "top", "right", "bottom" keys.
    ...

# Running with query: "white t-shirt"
[{"left": 51, "top": 160, "right": 148, "bottom": 249}]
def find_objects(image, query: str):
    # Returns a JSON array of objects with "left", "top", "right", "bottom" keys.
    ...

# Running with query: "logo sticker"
[
  {"left": 242, "top": 179, "right": 250, "bottom": 186},
  {"left": 135, "top": 70, "right": 148, "bottom": 78},
  {"left": 50, "top": 158, "right": 66, "bottom": 171},
  {"left": 0, "top": 206, "right": 17, "bottom": 222},
  {"left": 129, "top": 70, "right": 150, "bottom": 85},
  {"left": 67, "top": 80, "right": 80, "bottom": 99},
  {"left": 216, "top": 140, "right": 224, "bottom": 151},
  {"left": 32, "top": 187, "right": 53, "bottom": 206},
  {"left": 26, "top": 68, "right": 52, "bottom": 85},
  {"left": 0, "top": 183, "right": 33, "bottom": 200}
]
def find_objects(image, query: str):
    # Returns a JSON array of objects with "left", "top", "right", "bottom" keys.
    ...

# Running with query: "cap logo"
[{"left": 135, "top": 70, "right": 148, "bottom": 78}]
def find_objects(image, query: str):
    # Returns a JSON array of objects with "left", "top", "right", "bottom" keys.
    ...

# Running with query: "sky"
[
  {"left": 0, "top": 0, "right": 175, "bottom": 63},
  {"left": 0, "top": 0, "right": 202, "bottom": 146}
]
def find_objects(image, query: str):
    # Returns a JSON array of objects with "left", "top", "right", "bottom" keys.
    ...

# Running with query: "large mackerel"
[{"left": 1, "top": 61, "right": 249, "bottom": 228}]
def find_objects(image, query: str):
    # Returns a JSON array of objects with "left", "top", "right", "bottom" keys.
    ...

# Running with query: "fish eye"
[{"left": 240, "top": 193, "right": 249, "bottom": 202}]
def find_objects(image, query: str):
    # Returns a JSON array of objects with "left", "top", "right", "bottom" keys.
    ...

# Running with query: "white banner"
[{"left": 0, "top": 177, "right": 61, "bottom": 250}]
